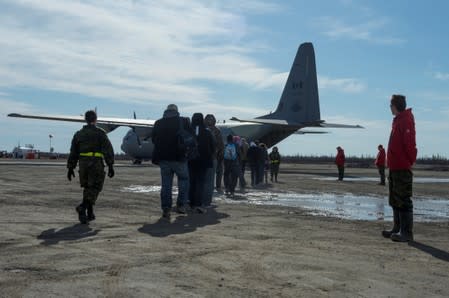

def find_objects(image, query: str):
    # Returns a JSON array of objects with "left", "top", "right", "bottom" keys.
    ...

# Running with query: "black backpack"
[{"left": 177, "top": 117, "right": 199, "bottom": 160}]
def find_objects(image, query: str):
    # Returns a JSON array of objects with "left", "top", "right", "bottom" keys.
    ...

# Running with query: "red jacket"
[
  {"left": 387, "top": 108, "right": 417, "bottom": 170},
  {"left": 335, "top": 149, "right": 345, "bottom": 166},
  {"left": 375, "top": 148, "right": 386, "bottom": 167}
]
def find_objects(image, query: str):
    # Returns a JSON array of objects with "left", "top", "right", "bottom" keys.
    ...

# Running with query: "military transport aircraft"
[{"left": 8, "top": 42, "right": 362, "bottom": 164}]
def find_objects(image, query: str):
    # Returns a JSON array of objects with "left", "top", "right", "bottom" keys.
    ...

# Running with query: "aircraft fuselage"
[{"left": 120, "top": 121, "right": 300, "bottom": 162}]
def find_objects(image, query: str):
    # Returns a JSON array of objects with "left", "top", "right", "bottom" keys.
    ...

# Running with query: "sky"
[{"left": 1, "top": 0, "right": 449, "bottom": 158}]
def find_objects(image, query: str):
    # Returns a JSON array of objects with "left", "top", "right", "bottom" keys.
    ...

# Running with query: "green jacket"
[{"left": 67, "top": 124, "right": 114, "bottom": 169}]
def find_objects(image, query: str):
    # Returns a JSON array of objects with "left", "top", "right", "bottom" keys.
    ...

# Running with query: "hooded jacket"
[
  {"left": 189, "top": 113, "right": 216, "bottom": 168},
  {"left": 335, "top": 148, "right": 345, "bottom": 166},
  {"left": 387, "top": 108, "right": 417, "bottom": 170},
  {"left": 375, "top": 147, "right": 386, "bottom": 167}
]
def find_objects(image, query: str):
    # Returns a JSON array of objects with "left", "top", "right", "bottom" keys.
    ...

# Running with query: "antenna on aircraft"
[{"left": 132, "top": 111, "right": 141, "bottom": 147}]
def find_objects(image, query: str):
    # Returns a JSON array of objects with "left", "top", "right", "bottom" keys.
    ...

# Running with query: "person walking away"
[
  {"left": 375, "top": 144, "right": 386, "bottom": 185},
  {"left": 269, "top": 146, "right": 281, "bottom": 182},
  {"left": 188, "top": 113, "right": 215, "bottom": 213},
  {"left": 204, "top": 114, "right": 223, "bottom": 203},
  {"left": 259, "top": 143, "right": 269, "bottom": 184},
  {"left": 67, "top": 110, "right": 114, "bottom": 224},
  {"left": 233, "top": 135, "right": 246, "bottom": 191},
  {"left": 246, "top": 142, "right": 259, "bottom": 187},
  {"left": 239, "top": 138, "right": 249, "bottom": 188},
  {"left": 223, "top": 134, "right": 240, "bottom": 197},
  {"left": 335, "top": 146, "right": 345, "bottom": 181},
  {"left": 253, "top": 141, "right": 263, "bottom": 185},
  {"left": 382, "top": 94, "right": 417, "bottom": 242},
  {"left": 152, "top": 104, "right": 191, "bottom": 219}
]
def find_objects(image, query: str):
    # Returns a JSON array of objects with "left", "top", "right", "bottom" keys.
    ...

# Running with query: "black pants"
[
  {"left": 378, "top": 166, "right": 386, "bottom": 184},
  {"left": 337, "top": 166, "right": 344, "bottom": 181}
]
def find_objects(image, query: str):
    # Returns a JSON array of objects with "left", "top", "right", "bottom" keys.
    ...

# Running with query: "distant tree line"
[
  {"left": 281, "top": 154, "right": 449, "bottom": 167},
  {"left": 3, "top": 150, "right": 448, "bottom": 167}
]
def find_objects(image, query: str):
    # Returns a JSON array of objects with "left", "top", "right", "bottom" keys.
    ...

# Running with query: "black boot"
[
  {"left": 382, "top": 208, "right": 400, "bottom": 238},
  {"left": 87, "top": 203, "right": 96, "bottom": 221},
  {"left": 76, "top": 202, "right": 88, "bottom": 224},
  {"left": 391, "top": 210, "right": 414, "bottom": 242}
]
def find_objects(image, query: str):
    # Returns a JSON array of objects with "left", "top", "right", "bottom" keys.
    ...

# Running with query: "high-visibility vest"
[{"left": 80, "top": 152, "right": 104, "bottom": 158}]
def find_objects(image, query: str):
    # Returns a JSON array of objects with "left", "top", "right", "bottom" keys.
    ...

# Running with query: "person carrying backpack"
[
  {"left": 223, "top": 134, "right": 240, "bottom": 197},
  {"left": 152, "top": 104, "right": 191, "bottom": 219},
  {"left": 188, "top": 113, "right": 215, "bottom": 213}
]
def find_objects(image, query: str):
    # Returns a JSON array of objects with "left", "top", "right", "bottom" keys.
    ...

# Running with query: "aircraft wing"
[{"left": 8, "top": 113, "right": 155, "bottom": 128}]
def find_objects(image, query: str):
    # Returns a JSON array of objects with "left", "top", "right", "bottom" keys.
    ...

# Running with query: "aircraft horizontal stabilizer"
[
  {"left": 230, "top": 117, "right": 306, "bottom": 127},
  {"left": 294, "top": 130, "right": 329, "bottom": 134},
  {"left": 7, "top": 113, "right": 155, "bottom": 128},
  {"left": 318, "top": 122, "right": 364, "bottom": 129}
]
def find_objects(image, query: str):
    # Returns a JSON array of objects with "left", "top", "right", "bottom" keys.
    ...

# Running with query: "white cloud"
[
  {"left": 0, "top": 0, "right": 281, "bottom": 105},
  {"left": 434, "top": 72, "right": 449, "bottom": 81},
  {"left": 313, "top": 16, "right": 405, "bottom": 45},
  {"left": 318, "top": 75, "right": 366, "bottom": 93},
  {"left": 0, "top": 98, "right": 36, "bottom": 115}
]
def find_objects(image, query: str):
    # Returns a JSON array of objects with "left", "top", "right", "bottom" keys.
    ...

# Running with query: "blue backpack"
[{"left": 224, "top": 143, "right": 238, "bottom": 161}]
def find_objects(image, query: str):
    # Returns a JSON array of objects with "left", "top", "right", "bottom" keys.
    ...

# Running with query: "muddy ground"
[{"left": 0, "top": 161, "right": 448, "bottom": 297}]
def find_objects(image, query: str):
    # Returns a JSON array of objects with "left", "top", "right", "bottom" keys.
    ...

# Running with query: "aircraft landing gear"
[{"left": 133, "top": 159, "right": 142, "bottom": 165}]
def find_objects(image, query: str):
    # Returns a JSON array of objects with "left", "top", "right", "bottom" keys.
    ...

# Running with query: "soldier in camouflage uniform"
[
  {"left": 269, "top": 146, "right": 281, "bottom": 182},
  {"left": 67, "top": 110, "right": 115, "bottom": 224}
]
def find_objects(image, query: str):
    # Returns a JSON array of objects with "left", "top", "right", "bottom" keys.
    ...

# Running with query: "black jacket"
[
  {"left": 152, "top": 110, "right": 191, "bottom": 162},
  {"left": 189, "top": 113, "right": 216, "bottom": 168}
]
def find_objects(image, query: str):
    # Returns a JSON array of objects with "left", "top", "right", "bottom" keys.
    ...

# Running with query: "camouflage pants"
[
  {"left": 78, "top": 158, "right": 105, "bottom": 205},
  {"left": 388, "top": 169, "right": 413, "bottom": 211}
]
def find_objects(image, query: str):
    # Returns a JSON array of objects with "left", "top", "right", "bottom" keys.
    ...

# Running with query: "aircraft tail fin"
[{"left": 259, "top": 42, "right": 320, "bottom": 124}]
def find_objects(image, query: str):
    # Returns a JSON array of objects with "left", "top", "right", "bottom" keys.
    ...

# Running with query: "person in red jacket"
[
  {"left": 382, "top": 94, "right": 417, "bottom": 242},
  {"left": 335, "top": 146, "right": 345, "bottom": 181},
  {"left": 375, "top": 144, "right": 386, "bottom": 185}
]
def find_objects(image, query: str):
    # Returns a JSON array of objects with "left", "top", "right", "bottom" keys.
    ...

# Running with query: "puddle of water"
[
  {"left": 121, "top": 185, "right": 449, "bottom": 222},
  {"left": 121, "top": 185, "right": 162, "bottom": 193},
  {"left": 314, "top": 177, "right": 449, "bottom": 183}
]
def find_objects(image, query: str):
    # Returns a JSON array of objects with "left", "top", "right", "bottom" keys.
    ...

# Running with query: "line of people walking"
[{"left": 151, "top": 104, "right": 282, "bottom": 218}]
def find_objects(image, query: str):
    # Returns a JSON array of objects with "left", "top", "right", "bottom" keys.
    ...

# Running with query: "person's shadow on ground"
[
  {"left": 37, "top": 224, "right": 100, "bottom": 246},
  {"left": 409, "top": 241, "right": 449, "bottom": 263},
  {"left": 138, "top": 207, "right": 229, "bottom": 237}
]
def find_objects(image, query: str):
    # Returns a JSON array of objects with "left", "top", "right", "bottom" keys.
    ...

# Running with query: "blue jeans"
[
  {"left": 203, "top": 159, "right": 216, "bottom": 207},
  {"left": 216, "top": 159, "right": 223, "bottom": 188},
  {"left": 159, "top": 160, "right": 189, "bottom": 211}
]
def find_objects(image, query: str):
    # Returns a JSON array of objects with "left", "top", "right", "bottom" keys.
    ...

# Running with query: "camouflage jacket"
[
  {"left": 208, "top": 125, "right": 224, "bottom": 160},
  {"left": 67, "top": 124, "right": 114, "bottom": 169}
]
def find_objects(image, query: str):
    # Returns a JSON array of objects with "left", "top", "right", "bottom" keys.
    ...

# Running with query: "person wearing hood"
[
  {"left": 188, "top": 113, "right": 216, "bottom": 213},
  {"left": 382, "top": 94, "right": 417, "bottom": 242},
  {"left": 246, "top": 141, "right": 260, "bottom": 186},
  {"left": 205, "top": 114, "right": 224, "bottom": 197},
  {"left": 152, "top": 104, "right": 191, "bottom": 219},
  {"left": 223, "top": 134, "right": 240, "bottom": 197},
  {"left": 335, "top": 146, "right": 345, "bottom": 181}
]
